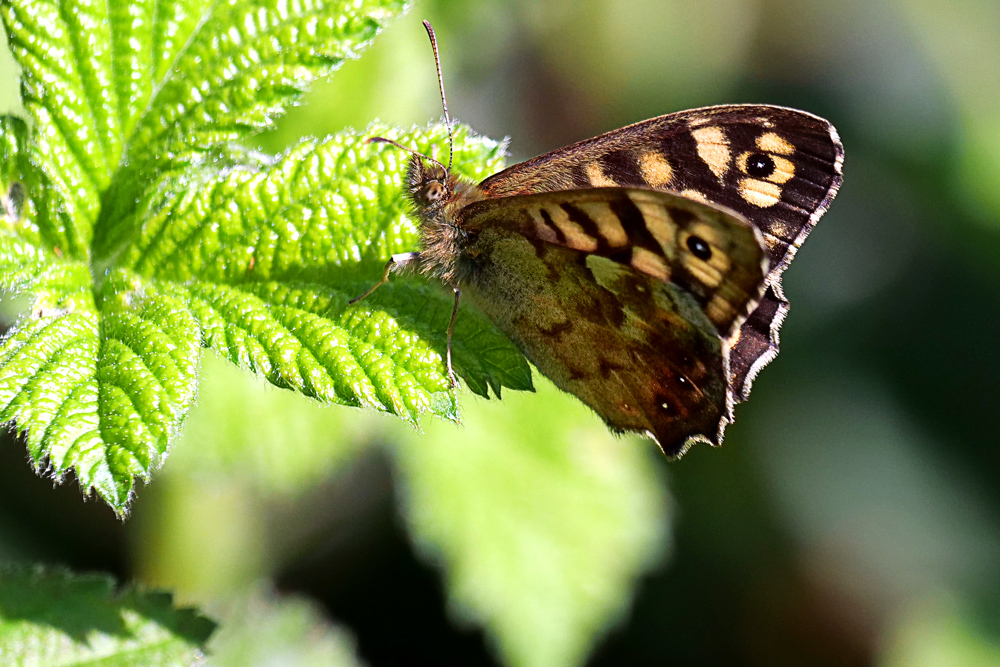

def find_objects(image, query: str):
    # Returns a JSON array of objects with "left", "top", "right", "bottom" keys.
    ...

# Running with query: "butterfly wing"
[
  {"left": 458, "top": 187, "right": 766, "bottom": 336},
  {"left": 478, "top": 104, "right": 844, "bottom": 402},
  {"left": 454, "top": 188, "right": 766, "bottom": 455}
]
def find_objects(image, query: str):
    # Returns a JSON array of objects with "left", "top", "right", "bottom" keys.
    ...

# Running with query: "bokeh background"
[{"left": 2, "top": 0, "right": 1000, "bottom": 665}]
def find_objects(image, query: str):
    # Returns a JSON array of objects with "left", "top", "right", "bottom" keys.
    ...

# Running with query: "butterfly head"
[{"left": 407, "top": 155, "right": 453, "bottom": 213}]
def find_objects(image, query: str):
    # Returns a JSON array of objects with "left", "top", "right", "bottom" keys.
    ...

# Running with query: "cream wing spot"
[
  {"left": 585, "top": 201, "right": 629, "bottom": 246},
  {"left": 679, "top": 189, "right": 709, "bottom": 204},
  {"left": 547, "top": 204, "right": 600, "bottom": 251},
  {"left": 691, "top": 126, "right": 731, "bottom": 179},
  {"left": 631, "top": 247, "right": 670, "bottom": 280},
  {"left": 585, "top": 161, "right": 618, "bottom": 187},
  {"left": 737, "top": 150, "right": 795, "bottom": 185},
  {"left": 768, "top": 155, "right": 795, "bottom": 184},
  {"left": 705, "top": 297, "right": 738, "bottom": 329},
  {"left": 629, "top": 194, "right": 678, "bottom": 255},
  {"left": 756, "top": 132, "right": 795, "bottom": 155},
  {"left": 528, "top": 208, "right": 563, "bottom": 244},
  {"left": 728, "top": 327, "right": 742, "bottom": 346},
  {"left": 638, "top": 151, "right": 673, "bottom": 187},
  {"left": 680, "top": 245, "right": 724, "bottom": 289},
  {"left": 739, "top": 178, "right": 782, "bottom": 207},
  {"left": 683, "top": 223, "right": 733, "bottom": 275}
]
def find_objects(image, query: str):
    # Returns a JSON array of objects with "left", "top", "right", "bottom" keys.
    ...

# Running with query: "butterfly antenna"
[
  {"left": 422, "top": 20, "right": 454, "bottom": 173},
  {"left": 365, "top": 136, "right": 448, "bottom": 173}
]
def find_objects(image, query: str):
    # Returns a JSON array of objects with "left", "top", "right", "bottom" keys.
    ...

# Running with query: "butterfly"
[{"left": 355, "top": 22, "right": 844, "bottom": 457}]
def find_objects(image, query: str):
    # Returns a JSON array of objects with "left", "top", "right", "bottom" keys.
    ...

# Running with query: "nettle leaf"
[
  {"left": 123, "top": 124, "right": 528, "bottom": 413},
  {"left": 0, "top": 562, "right": 215, "bottom": 666},
  {"left": 0, "top": 0, "right": 531, "bottom": 511}
]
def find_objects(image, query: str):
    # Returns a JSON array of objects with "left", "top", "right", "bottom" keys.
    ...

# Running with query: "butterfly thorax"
[{"left": 406, "top": 156, "right": 485, "bottom": 284}]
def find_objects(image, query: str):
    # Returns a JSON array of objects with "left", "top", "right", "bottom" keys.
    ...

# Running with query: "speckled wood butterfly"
[{"left": 356, "top": 22, "right": 844, "bottom": 457}]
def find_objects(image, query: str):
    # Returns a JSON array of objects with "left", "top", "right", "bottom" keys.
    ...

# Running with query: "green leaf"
[
  {"left": 2, "top": 0, "right": 407, "bottom": 254},
  {"left": 207, "top": 586, "right": 365, "bottom": 667},
  {"left": 125, "top": 123, "right": 528, "bottom": 419},
  {"left": 0, "top": 0, "right": 532, "bottom": 511},
  {"left": 392, "top": 377, "right": 671, "bottom": 667},
  {"left": 0, "top": 265, "right": 201, "bottom": 508},
  {"left": 0, "top": 0, "right": 467, "bottom": 511},
  {"left": 881, "top": 596, "right": 1000, "bottom": 667},
  {"left": 0, "top": 562, "right": 215, "bottom": 666},
  {"left": 0, "top": 115, "right": 65, "bottom": 289},
  {"left": 171, "top": 354, "right": 372, "bottom": 496}
]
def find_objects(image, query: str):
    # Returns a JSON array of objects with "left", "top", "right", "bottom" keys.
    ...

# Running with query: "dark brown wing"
[
  {"left": 457, "top": 225, "right": 731, "bottom": 457},
  {"left": 458, "top": 187, "right": 766, "bottom": 337},
  {"left": 479, "top": 104, "right": 844, "bottom": 402}
]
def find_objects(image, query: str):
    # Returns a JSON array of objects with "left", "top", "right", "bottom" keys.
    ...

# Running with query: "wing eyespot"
[
  {"left": 686, "top": 235, "right": 713, "bottom": 261},
  {"left": 744, "top": 153, "right": 775, "bottom": 179}
]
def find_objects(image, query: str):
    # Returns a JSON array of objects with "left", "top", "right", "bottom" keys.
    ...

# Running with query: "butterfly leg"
[
  {"left": 446, "top": 285, "right": 461, "bottom": 388},
  {"left": 348, "top": 252, "right": 421, "bottom": 304}
]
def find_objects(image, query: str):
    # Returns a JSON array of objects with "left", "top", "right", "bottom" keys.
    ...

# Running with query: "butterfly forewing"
[
  {"left": 476, "top": 104, "right": 844, "bottom": 405},
  {"left": 479, "top": 105, "right": 840, "bottom": 259},
  {"left": 458, "top": 187, "right": 767, "bottom": 336}
]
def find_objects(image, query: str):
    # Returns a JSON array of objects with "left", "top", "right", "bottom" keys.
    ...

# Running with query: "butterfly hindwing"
[
  {"left": 477, "top": 104, "right": 844, "bottom": 405},
  {"left": 456, "top": 225, "right": 729, "bottom": 456},
  {"left": 458, "top": 187, "right": 767, "bottom": 336}
]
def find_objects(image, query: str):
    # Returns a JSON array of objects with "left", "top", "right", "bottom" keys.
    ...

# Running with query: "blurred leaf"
[
  {"left": 893, "top": 0, "right": 1000, "bottom": 226},
  {"left": 171, "top": 354, "right": 373, "bottom": 496},
  {"left": 207, "top": 586, "right": 366, "bottom": 667},
  {"left": 880, "top": 596, "right": 1000, "bottom": 667},
  {"left": 392, "top": 377, "right": 670, "bottom": 667},
  {"left": 531, "top": 0, "right": 755, "bottom": 112},
  {"left": 0, "top": 562, "right": 215, "bottom": 666}
]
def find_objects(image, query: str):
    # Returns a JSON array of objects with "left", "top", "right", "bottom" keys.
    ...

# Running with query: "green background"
[{"left": 2, "top": 0, "right": 999, "bottom": 665}]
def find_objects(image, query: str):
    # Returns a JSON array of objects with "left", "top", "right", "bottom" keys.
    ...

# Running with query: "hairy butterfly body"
[{"left": 362, "top": 23, "right": 844, "bottom": 457}]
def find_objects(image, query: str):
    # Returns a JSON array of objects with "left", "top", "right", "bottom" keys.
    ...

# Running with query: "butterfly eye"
[
  {"left": 423, "top": 181, "right": 447, "bottom": 202},
  {"left": 686, "top": 235, "right": 713, "bottom": 261},
  {"left": 744, "top": 153, "right": 776, "bottom": 178}
]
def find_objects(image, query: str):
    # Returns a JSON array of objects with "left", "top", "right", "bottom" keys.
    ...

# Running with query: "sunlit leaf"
[
  {"left": 135, "top": 124, "right": 527, "bottom": 420},
  {"left": 0, "top": 266, "right": 201, "bottom": 508},
  {"left": 0, "top": 0, "right": 505, "bottom": 511},
  {"left": 0, "top": 563, "right": 215, "bottom": 666}
]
